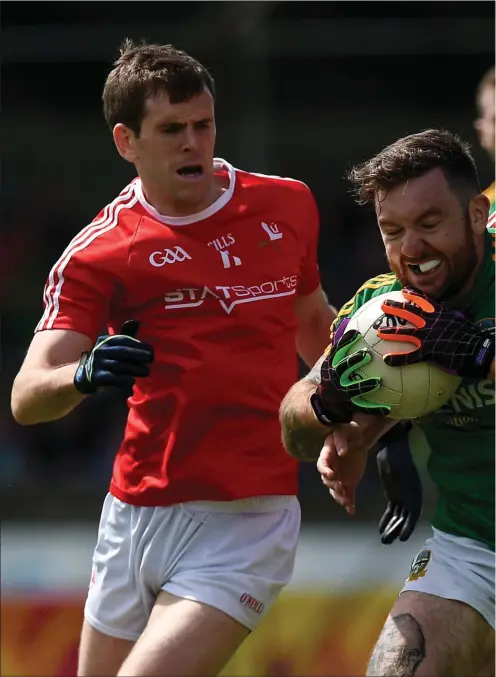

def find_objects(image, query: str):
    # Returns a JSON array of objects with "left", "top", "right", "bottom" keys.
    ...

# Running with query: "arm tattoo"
[
  {"left": 280, "top": 419, "right": 328, "bottom": 462},
  {"left": 367, "top": 613, "right": 426, "bottom": 677},
  {"left": 279, "top": 353, "right": 329, "bottom": 462}
]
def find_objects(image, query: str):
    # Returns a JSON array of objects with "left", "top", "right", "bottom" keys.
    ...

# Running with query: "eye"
[
  {"left": 161, "top": 124, "right": 184, "bottom": 135},
  {"left": 421, "top": 222, "right": 440, "bottom": 230},
  {"left": 195, "top": 120, "right": 211, "bottom": 130},
  {"left": 382, "top": 229, "right": 402, "bottom": 239}
]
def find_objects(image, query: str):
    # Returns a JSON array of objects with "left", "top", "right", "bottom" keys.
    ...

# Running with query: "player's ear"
[
  {"left": 468, "top": 193, "right": 490, "bottom": 235},
  {"left": 113, "top": 123, "right": 138, "bottom": 163}
]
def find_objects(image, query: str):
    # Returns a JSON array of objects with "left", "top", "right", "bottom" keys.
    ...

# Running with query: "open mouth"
[
  {"left": 407, "top": 259, "right": 442, "bottom": 275},
  {"left": 177, "top": 165, "right": 204, "bottom": 179}
]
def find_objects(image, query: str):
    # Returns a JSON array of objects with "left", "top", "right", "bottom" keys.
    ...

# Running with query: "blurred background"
[{"left": 1, "top": 1, "right": 494, "bottom": 675}]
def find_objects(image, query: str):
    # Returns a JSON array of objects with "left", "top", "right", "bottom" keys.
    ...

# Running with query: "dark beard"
[{"left": 389, "top": 216, "right": 478, "bottom": 301}]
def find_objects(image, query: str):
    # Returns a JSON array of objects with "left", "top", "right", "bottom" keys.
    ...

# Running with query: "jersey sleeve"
[
  {"left": 327, "top": 273, "right": 399, "bottom": 351},
  {"left": 35, "top": 231, "right": 124, "bottom": 340},
  {"left": 297, "top": 188, "right": 321, "bottom": 296}
]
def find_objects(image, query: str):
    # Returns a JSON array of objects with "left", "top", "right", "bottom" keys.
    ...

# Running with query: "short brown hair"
[
  {"left": 347, "top": 129, "right": 481, "bottom": 206},
  {"left": 102, "top": 39, "right": 216, "bottom": 135}
]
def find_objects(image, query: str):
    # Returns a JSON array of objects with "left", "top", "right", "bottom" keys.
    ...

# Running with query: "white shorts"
[
  {"left": 401, "top": 527, "right": 495, "bottom": 629},
  {"left": 84, "top": 493, "right": 301, "bottom": 640}
]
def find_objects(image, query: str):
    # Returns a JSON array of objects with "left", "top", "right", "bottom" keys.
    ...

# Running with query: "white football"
[{"left": 345, "top": 291, "right": 462, "bottom": 419}]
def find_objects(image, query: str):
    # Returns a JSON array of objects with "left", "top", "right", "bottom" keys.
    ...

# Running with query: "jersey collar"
[{"left": 134, "top": 158, "right": 236, "bottom": 226}]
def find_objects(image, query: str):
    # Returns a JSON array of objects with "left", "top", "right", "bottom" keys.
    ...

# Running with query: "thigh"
[
  {"left": 117, "top": 497, "right": 301, "bottom": 677},
  {"left": 83, "top": 494, "right": 157, "bottom": 645},
  {"left": 402, "top": 530, "right": 495, "bottom": 631},
  {"left": 78, "top": 620, "right": 134, "bottom": 677},
  {"left": 367, "top": 591, "right": 494, "bottom": 677},
  {"left": 117, "top": 590, "right": 249, "bottom": 677},
  {"left": 368, "top": 529, "right": 495, "bottom": 677},
  {"left": 164, "top": 497, "right": 301, "bottom": 631}
]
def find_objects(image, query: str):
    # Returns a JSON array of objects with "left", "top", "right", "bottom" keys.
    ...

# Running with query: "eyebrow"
[
  {"left": 157, "top": 117, "right": 213, "bottom": 128},
  {"left": 379, "top": 207, "right": 443, "bottom": 227}
]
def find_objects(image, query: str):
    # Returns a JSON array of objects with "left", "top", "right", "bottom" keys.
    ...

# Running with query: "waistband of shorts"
[{"left": 179, "top": 495, "right": 297, "bottom": 513}]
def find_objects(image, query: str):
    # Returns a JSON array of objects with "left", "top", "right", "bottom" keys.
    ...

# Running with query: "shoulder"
[
  {"left": 483, "top": 181, "right": 495, "bottom": 206},
  {"left": 66, "top": 181, "right": 142, "bottom": 264},
  {"left": 327, "top": 273, "right": 399, "bottom": 347},
  {"left": 337, "top": 273, "right": 400, "bottom": 320},
  {"left": 234, "top": 165, "right": 316, "bottom": 208}
]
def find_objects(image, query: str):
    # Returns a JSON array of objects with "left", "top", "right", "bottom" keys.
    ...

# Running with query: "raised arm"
[{"left": 279, "top": 354, "right": 394, "bottom": 462}]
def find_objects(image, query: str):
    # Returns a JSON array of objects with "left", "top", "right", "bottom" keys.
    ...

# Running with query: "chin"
[
  {"left": 176, "top": 184, "right": 209, "bottom": 203},
  {"left": 398, "top": 274, "right": 444, "bottom": 300}
]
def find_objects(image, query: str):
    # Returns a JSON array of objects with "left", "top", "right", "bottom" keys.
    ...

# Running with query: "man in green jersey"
[{"left": 280, "top": 129, "right": 495, "bottom": 676}]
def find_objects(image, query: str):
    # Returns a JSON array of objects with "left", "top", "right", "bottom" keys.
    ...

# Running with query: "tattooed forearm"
[
  {"left": 280, "top": 417, "right": 330, "bottom": 462},
  {"left": 367, "top": 613, "right": 426, "bottom": 677},
  {"left": 279, "top": 375, "right": 330, "bottom": 462}
]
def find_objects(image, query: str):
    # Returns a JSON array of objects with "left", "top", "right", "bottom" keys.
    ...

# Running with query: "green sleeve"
[{"left": 327, "top": 273, "right": 400, "bottom": 350}]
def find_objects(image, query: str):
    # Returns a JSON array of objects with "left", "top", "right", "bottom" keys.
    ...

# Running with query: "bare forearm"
[
  {"left": 279, "top": 379, "right": 330, "bottom": 462},
  {"left": 351, "top": 412, "right": 397, "bottom": 453},
  {"left": 11, "top": 362, "right": 86, "bottom": 425},
  {"left": 296, "top": 304, "right": 337, "bottom": 367}
]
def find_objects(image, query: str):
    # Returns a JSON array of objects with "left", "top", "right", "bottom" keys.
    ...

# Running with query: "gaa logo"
[{"left": 149, "top": 247, "right": 192, "bottom": 267}]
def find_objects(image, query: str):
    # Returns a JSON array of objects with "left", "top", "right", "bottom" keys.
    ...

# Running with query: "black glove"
[
  {"left": 379, "top": 287, "right": 495, "bottom": 379},
  {"left": 377, "top": 423, "right": 422, "bottom": 545},
  {"left": 313, "top": 325, "right": 391, "bottom": 425},
  {"left": 74, "top": 320, "right": 154, "bottom": 396}
]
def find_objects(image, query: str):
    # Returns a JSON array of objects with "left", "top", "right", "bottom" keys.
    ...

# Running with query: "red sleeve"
[
  {"left": 298, "top": 188, "right": 321, "bottom": 296},
  {"left": 35, "top": 231, "right": 123, "bottom": 341}
]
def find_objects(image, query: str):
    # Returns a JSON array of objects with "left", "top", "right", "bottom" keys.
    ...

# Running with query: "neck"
[
  {"left": 445, "top": 231, "right": 487, "bottom": 304},
  {"left": 140, "top": 174, "right": 223, "bottom": 218}
]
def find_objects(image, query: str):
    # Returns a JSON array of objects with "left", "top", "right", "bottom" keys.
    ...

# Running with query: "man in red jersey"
[{"left": 11, "top": 40, "right": 337, "bottom": 677}]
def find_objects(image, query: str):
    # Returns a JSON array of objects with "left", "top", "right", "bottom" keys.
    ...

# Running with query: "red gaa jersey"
[{"left": 36, "top": 159, "right": 321, "bottom": 506}]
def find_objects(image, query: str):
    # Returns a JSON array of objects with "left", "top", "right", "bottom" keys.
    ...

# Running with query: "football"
[{"left": 345, "top": 291, "right": 462, "bottom": 419}]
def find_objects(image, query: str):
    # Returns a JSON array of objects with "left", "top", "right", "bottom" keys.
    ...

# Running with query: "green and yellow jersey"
[
  {"left": 330, "top": 227, "right": 495, "bottom": 550},
  {"left": 483, "top": 181, "right": 495, "bottom": 217}
]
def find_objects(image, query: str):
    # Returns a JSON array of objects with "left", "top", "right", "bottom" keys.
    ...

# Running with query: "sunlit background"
[{"left": 1, "top": 2, "right": 494, "bottom": 675}]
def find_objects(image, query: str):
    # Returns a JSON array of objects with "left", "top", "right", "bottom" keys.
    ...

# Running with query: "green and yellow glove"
[{"left": 311, "top": 322, "right": 391, "bottom": 425}]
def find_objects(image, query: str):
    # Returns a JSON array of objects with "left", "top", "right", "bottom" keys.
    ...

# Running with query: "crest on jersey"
[
  {"left": 260, "top": 221, "right": 283, "bottom": 242},
  {"left": 149, "top": 247, "right": 192, "bottom": 267},
  {"left": 407, "top": 548, "right": 431, "bottom": 582}
]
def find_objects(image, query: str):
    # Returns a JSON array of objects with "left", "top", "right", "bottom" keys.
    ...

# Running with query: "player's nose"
[
  {"left": 182, "top": 125, "right": 199, "bottom": 152},
  {"left": 401, "top": 228, "right": 425, "bottom": 258}
]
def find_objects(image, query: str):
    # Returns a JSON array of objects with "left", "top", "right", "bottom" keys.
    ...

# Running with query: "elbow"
[
  {"left": 11, "top": 399, "right": 32, "bottom": 427},
  {"left": 281, "top": 436, "right": 302, "bottom": 461},
  {"left": 11, "top": 379, "right": 36, "bottom": 426}
]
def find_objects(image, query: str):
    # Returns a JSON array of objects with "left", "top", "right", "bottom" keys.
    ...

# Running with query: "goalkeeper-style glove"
[
  {"left": 74, "top": 320, "right": 154, "bottom": 395},
  {"left": 311, "top": 321, "right": 392, "bottom": 425},
  {"left": 378, "top": 288, "right": 495, "bottom": 379},
  {"left": 376, "top": 423, "right": 422, "bottom": 545}
]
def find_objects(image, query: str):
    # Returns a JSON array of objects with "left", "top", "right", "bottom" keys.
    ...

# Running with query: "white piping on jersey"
[
  {"left": 248, "top": 171, "right": 301, "bottom": 183},
  {"left": 36, "top": 185, "right": 138, "bottom": 332},
  {"left": 133, "top": 158, "right": 236, "bottom": 226}
]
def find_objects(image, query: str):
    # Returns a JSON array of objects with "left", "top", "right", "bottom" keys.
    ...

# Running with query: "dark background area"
[{"left": 1, "top": 0, "right": 494, "bottom": 524}]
